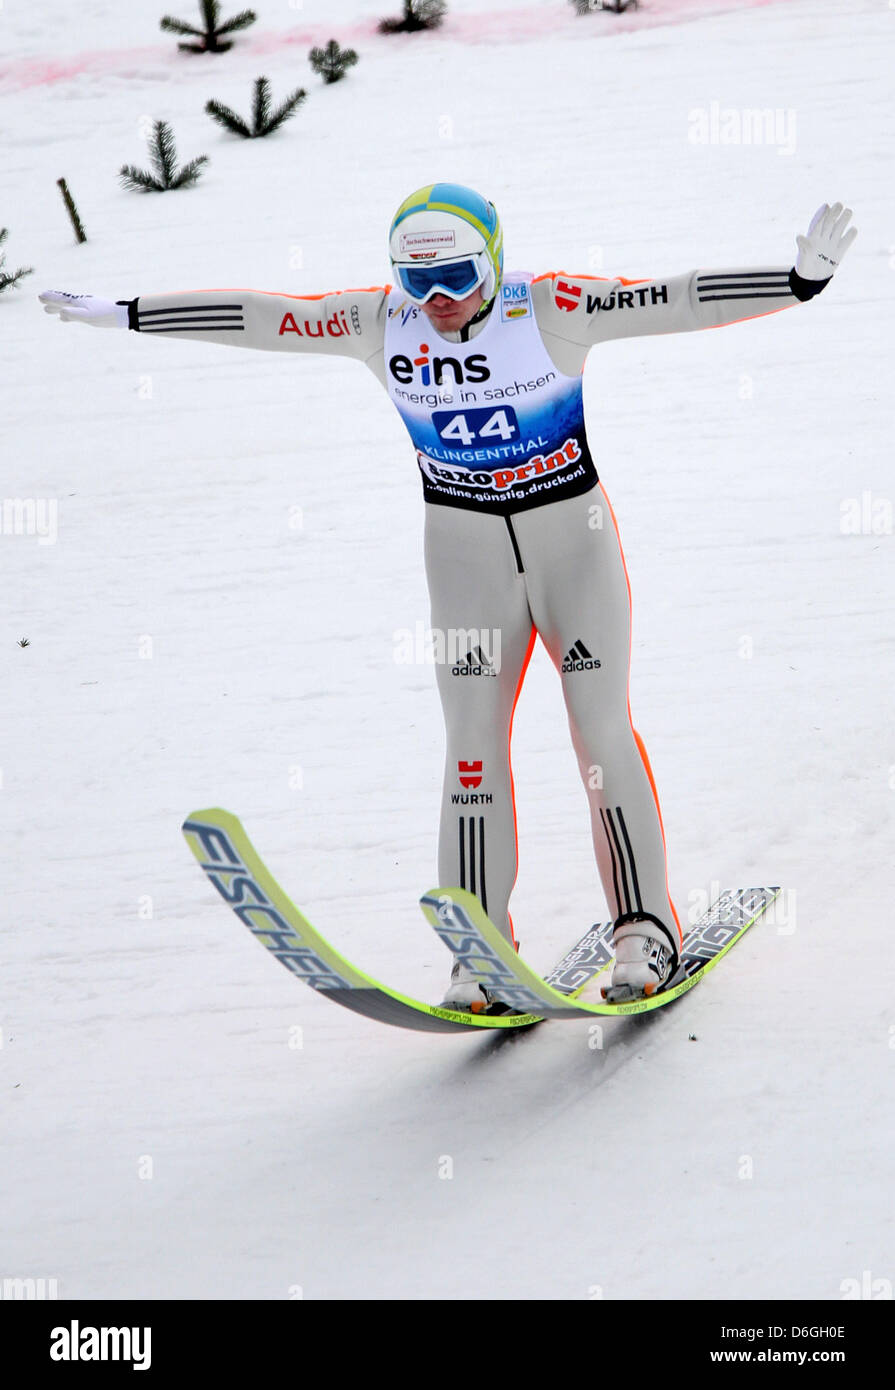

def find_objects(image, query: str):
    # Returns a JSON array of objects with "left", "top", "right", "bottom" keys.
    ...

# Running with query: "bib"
[{"left": 384, "top": 272, "right": 598, "bottom": 514}]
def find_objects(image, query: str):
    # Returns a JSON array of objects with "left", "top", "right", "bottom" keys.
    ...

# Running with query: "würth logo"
[
  {"left": 458, "top": 760, "right": 483, "bottom": 789},
  {"left": 562, "top": 639, "right": 601, "bottom": 673},
  {"left": 554, "top": 280, "right": 582, "bottom": 312}
]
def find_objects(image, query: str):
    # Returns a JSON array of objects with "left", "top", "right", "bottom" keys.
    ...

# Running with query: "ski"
[
  {"left": 182, "top": 808, "right": 614, "bottom": 1035},
  {"left": 420, "top": 885, "right": 781, "bottom": 1017}
]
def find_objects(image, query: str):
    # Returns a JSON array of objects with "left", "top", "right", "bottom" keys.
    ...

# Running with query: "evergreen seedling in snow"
[
  {"left": 120, "top": 120, "right": 208, "bottom": 192},
  {"left": 57, "top": 178, "right": 87, "bottom": 244},
  {"left": 206, "top": 77, "right": 306, "bottom": 137},
  {"left": 570, "top": 0, "right": 638, "bottom": 12},
  {"left": 308, "top": 40, "right": 359, "bottom": 84},
  {"left": 378, "top": 0, "right": 446, "bottom": 34},
  {"left": 0, "top": 228, "right": 33, "bottom": 294},
  {"left": 160, "top": 0, "right": 257, "bottom": 53}
]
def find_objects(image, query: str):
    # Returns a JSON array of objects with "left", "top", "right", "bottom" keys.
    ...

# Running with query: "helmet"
[{"left": 388, "top": 182, "right": 503, "bottom": 307}]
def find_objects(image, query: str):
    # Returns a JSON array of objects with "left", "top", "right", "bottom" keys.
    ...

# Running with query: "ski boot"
[
  {"left": 602, "top": 913, "right": 678, "bottom": 1002},
  {"left": 440, "top": 957, "right": 494, "bottom": 1013},
  {"left": 440, "top": 955, "right": 522, "bottom": 1016}
]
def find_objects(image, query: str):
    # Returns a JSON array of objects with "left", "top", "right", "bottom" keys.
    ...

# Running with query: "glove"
[
  {"left": 795, "top": 203, "right": 857, "bottom": 281},
  {"left": 38, "top": 290, "right": 129, "bottom": 327}
]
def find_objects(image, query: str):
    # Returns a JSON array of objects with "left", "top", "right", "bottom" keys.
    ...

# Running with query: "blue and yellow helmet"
[{"left": 388, "top": 182, "right": 504, "bottom": 306}]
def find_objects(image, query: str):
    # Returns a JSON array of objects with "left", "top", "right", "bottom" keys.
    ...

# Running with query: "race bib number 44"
[{"left": 432, "top": 406, "right": 519, "bottom": 447}]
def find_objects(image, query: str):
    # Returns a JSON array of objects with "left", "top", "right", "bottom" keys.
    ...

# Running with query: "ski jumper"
[{"left": 125, "top": 261, "right": 819, "bottom": 948}]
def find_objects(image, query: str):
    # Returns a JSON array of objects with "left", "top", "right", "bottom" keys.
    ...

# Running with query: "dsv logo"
[{"left": 388, "top": 343, "right": 490, "bottom": 387}]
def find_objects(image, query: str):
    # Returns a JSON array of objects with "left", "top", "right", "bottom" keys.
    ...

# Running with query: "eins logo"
[{"left": 389, "top": 343, "right": 490, "bottom": 387}]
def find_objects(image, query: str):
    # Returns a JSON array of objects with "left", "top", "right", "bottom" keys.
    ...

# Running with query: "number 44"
[{"left": 440, "top": 410, "right": 515, "bottom": 446}]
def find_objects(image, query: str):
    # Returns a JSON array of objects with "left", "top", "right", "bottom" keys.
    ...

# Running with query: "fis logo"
[
  {"left": 389, "top": 343, "right": 490, "bottom": 387},
  {"left": 387, "top": 299, "right": 420, "bottom": 325},
  {"left": 562, "top": 639, "right": 601, "bottom": 673}
]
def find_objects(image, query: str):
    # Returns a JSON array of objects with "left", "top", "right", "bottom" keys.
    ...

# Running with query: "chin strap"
[{"left": 459, "top": 296, "right": 496, "bottom": 341}]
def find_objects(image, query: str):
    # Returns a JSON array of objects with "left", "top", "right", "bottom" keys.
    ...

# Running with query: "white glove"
[
  {"left": 38, "top": 290, "right": 129, "bottom": 327},
  {"left": 795, "top": 203, "right": 856, "bottom": 281}
]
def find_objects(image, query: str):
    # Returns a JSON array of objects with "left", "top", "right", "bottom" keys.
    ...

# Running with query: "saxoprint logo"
[{"left": 50, "top": 1321, "right": 151, "bottom": 1371}]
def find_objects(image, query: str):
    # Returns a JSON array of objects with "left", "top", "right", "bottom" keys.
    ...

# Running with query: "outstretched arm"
[
  {"left": 39, "top": 285, "right": 390, "bottom": 371},
  {"left": 532, "top": 202, "right": 857, "bottom": 373}
]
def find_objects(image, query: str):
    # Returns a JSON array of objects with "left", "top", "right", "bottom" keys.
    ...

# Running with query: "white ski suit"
[{"left": 123, "top": 259, "right": 825, "bottom": 949}]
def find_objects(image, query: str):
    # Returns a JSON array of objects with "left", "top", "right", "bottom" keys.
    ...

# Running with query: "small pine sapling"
[
  {"left": 0, "top": 228, "right": 33, "bottom": 294},
  {"left": 120, "top": 119, "right": 209, "bottom": 192},
  {"left": 570, "top": 0, "right": 638, "bottom": 12},
  {"left": 206, "top": 77, "right": 306, "bottom": 137},
  {"left": 160, "top": 0, "right": 257, "bottom": 53},
  {"left": 379, "top": 0, "right": 446, "bottom": 33},
  {"left": 308, "top": 40, "right": 359, "bottom": 84}
]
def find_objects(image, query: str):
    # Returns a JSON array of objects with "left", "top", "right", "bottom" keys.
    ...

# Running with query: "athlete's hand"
[
  {"left": 795, "top": 203, "right": 856, "bottom": 280},
  {"left": 38, "top": 290, "right": 129, "bottom": 327}
]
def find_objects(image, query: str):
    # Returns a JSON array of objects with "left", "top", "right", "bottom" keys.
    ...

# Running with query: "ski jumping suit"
[{"left": 124, "top": 261, "right": 822, "bottom": 951}]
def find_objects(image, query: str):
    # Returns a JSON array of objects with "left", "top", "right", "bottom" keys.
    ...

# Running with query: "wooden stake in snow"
[{"left": 57, "top": 178, "right": 88, "bottom": 244}]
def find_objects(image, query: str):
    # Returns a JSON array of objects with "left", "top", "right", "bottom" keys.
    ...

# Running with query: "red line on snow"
[{"left": 0, "top": 1, "right": 797, "bottom": 93}]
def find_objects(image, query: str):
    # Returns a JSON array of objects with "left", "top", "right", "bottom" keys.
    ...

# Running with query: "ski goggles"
[{"left": 394, "top": 254, "right": 486, "bottom": 305}]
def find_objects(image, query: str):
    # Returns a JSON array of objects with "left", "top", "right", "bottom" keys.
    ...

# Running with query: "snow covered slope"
[{"left": 1, "top": 0, "right": 892, "bottom": 1299}]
